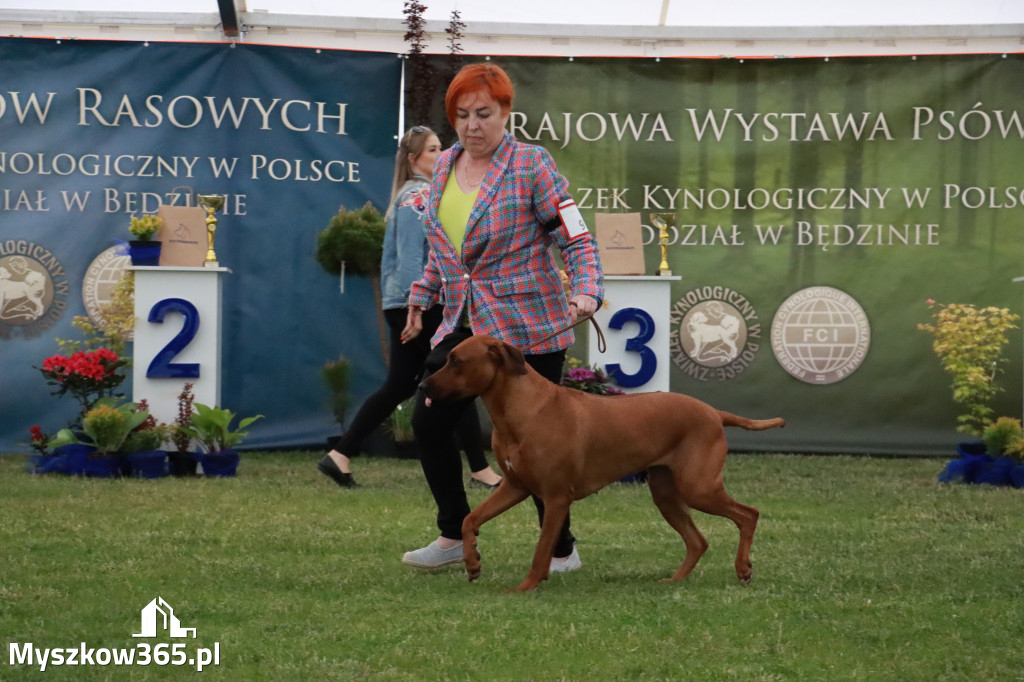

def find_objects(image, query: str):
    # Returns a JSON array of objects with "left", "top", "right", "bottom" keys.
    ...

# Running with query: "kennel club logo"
[
  {"left": 770, "top": 286, "right": 870, "bottom": 384},
  {"left": 0, "top": 240, "right": 68, "bottom": 340},
  {"left": 670, "top": 286, "right": 761, "bottom": 381}
]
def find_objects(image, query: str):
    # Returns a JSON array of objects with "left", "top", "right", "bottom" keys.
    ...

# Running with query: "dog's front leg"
[
  {"left": 513, "top": 496, "right": 571, "bottom": 592},
  {"left": 461, "top": 480, "right": 530, "bottom": 582}
]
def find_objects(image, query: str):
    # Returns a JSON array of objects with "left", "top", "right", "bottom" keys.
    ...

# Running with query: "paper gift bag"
[
  {"left": 157, "top": 202, "right": 208, "bottom": 267},
  {"left": 594, "top": 212, "right": 646, "bottom": 275}
]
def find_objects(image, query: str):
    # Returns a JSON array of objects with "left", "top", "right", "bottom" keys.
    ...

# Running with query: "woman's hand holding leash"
[{"left": 568, "top": 294, "right": 598, "bottom": 323}]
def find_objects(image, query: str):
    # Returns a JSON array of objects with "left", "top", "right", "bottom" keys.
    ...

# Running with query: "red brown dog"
[{"left": 420, "top": 334, "right": 785, "bottom": 592}]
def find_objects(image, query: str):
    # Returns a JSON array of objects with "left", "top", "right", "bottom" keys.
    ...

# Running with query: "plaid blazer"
[{"left": 409, "top": 132, "right": 604, "bottom": 353}]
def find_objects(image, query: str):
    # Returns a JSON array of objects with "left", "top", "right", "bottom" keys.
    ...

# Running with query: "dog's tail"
[{"left": 718, "top": 411, "right": 786, "bottom": 431}]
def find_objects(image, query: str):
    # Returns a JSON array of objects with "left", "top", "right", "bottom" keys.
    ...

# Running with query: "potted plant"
[
  {"left": 321, "top": 355, "right": 351, "bottom": 426},
  {"left": 920, "top": 300, "right": 1023, "bottom": 487},
  {"left": 917, "top": 300, "right": 1020, "bottom": 437},
  {"left": 179, "top": 402, "right": 263, "bottom": 477},
  {"left": 37, "top": 346, "right": 128, "bottom": 421},
  {"left": 122, "top": 399, "right": 171, "bottom": 478},
  {"left": 370, "top": 397, "right": 417, "bottom": 459},
  {"left": 48, "top": 399, "right": 151, "bottom": 477},
  {"left": 560, "top": 358, "right": 627, "bottom": 397},
  {"left": 128, "top": 213, "right": 163, "bottom": 266},
  {"left": 314, "top": 202, "right": 388, "bottom": 362},
  {"left": 26, "top": 424, "right": 61, "bottom": 474},
  {"left": 169, "top": 382, "right": 198, "bottom": 476},
  {"left": 979, "top": 417, "right": 1024, "bottom": 487},
  {"left": 389, "top": 398, "right": 416, "bottom": 444}
]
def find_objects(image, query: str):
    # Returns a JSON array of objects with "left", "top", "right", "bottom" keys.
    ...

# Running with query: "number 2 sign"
[{"left": 131, "top": 266, "right": 229, "bottom": 427}]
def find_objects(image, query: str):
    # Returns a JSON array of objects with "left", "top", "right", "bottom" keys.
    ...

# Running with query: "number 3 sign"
[
  {"left": 131, "top": 266, "right": 230, "bottom": 427},
  {"left": 587, "top": 275, "right": 680, "bottom": 393}
]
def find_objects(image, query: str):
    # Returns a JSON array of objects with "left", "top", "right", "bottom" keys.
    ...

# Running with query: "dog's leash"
[{"left": 526, "top": 304, "right": 606, "bottom": 354}]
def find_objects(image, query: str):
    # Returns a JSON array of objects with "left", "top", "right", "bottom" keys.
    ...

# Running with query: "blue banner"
[{"left": 0, "top": 38, "right": 401, "bottom": 451}]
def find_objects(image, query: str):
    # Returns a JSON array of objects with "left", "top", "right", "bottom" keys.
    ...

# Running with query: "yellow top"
[{"left": 438, "top": 177, "right": 478, "bottom": 256}]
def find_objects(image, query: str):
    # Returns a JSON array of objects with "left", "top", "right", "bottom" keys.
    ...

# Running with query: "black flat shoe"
[
  {"left": 318, "top": 455, "right": 360, "bottom": 488},
  {"left": 468, "top": 477, "right": 500, "bottom": 490}
]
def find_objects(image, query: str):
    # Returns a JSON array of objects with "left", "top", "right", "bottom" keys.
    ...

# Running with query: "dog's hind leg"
[
  {"left": 647, "top": 466, "right": 708, "bottom": 582},
  {"left": 514, "top": 496, "right": 571, "bottom": 592},
  {"left": 683, "top": 485, "right": 759, "bottom": 583}
]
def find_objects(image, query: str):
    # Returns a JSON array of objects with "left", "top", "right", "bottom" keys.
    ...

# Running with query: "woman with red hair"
[{"left": 401, "top": 63, "right": 604, "bottom": 573}]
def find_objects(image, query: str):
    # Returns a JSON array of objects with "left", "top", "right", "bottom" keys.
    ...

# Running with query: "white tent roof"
[
  {"left": 0, "top": 1, "right": 1021, "bottom": 56},
  {"left": 6, "top": 0, "right": 1024, "bottom": 26}
]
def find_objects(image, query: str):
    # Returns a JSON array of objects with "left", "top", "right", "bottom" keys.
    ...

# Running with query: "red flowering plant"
[
  {"left": 37, "top": 347, "right": 128, "bottom": 418},
  {"left": 28, "top": 425, "right": 50, "bottom": 455}
]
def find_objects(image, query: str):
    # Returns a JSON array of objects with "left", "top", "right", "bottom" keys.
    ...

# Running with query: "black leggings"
[
  {"left": 328, "top": 307, "right": 487, "bottom": 470},
  {"left": 412, "top": 328, "right": 576, "bottom": 557}
]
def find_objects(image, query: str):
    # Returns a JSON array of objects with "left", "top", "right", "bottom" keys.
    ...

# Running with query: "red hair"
[{"left": 445, "top": 63, "right": 515, "bottom": 126}]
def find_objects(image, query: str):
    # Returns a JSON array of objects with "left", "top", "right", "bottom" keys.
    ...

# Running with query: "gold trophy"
[
  {"left": 650, "top": 213, "right": 673, "bottom": 276},
  {"left": 197, "top": 194, "right": 226, "bottom": 267}
]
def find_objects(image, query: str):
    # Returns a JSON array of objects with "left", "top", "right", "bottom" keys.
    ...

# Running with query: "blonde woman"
[{"left": 319, "top": 126, "right": 502, "bottom": 489}]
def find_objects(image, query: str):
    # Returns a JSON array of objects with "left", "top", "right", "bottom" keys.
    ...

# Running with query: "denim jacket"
[{"left": 380, "top": 175, "right": 430, "bottom": 310}]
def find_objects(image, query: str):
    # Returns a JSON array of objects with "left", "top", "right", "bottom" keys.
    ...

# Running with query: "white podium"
[
  {"left": 588, "top": 275, "right": 680, "bottom": 393},
  {"left": 131, "top": 266, "right": 230, "bottom": 426}
]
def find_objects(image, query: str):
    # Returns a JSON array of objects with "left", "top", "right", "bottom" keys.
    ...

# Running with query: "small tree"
[
  {"left": 436, "top": 9, "right": 467, "bottom": 144},
  {"left": 321, "top": 355, "right": 352, "bottom": 426},
  {"left": 315, "top": 202, "right": 388, "bottom": 362},
  {"left": 918, "top": 300, "right": 1020, "bottom": 436},
  {"left": 403, "top": 0, "right": 434, "bottom": 127}
]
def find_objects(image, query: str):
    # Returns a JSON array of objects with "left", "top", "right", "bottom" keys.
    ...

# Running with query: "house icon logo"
[{"left": 132, "top": 597, "right": 197, "bottom": 638}]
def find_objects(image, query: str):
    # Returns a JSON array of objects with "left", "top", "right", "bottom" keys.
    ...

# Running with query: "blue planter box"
[
  {"left": 939, "top": 442, "right": 1024, "bottom": 488},
  {"left": 198, "top": 450, "right": 239, "bottom": 477},
  {"left": 128, "top": 450, "right": 168, "bottom": 479},
  {"left": 83, "top": 455, "right": 122, "bottom": 478},
  {"left": 129, "top": 240, "right": 161, "bottom": 266}
]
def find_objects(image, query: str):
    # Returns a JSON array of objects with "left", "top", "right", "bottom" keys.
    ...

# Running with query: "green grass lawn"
[{"left": 1, "top": 452, "right": 1022, "bottom": 681}]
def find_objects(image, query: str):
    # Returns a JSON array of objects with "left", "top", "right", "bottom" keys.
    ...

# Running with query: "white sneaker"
[
  {"left": 401, "top": 540, "right": 464, "bottom": 569},
  {"left": 549, "top": 545, "right": 582, "bottom": 573}
]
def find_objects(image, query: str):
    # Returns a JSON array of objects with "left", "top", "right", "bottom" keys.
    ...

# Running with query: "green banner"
[{"left": 487, "top": 54, "right": 1024, "bottom": 454}]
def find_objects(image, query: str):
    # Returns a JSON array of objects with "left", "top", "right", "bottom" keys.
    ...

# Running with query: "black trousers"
[
  {"left": 412, "top": 328, "right": 576, "bottom": 557},
  {"left": 328, "top": 307, "right": 487, "bottom": 471}
]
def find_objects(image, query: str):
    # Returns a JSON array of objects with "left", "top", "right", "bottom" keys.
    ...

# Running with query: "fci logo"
[
  {"left": 770, "top": 286, "right": 870, "bottom": 384},
  {"left": 133, "top": 597, "right": 196, "bottom": 639}
]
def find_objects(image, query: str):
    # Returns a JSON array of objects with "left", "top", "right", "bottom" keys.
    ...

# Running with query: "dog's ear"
[{"left": 488, "top": 340, "right": 528, "bottom": 375}]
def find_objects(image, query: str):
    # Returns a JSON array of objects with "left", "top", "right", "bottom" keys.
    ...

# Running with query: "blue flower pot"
[
  {"left": 940, "top": 442, "right": 1021, "bottom": 487},
  {"left": 83, "top": 455, "right": 123, "bottom": 478},
  {"left": 129, "top": 240, "right": 161, "bottom": 266},
  {"left": 975, "top": 455, "right": 1014, "bottom": 486},
  {"left": 198, "top": 449, "right": 239, "bottom": 477},
  {"left": 28, "top": 454, "right": 62, "bottom": 474},
  {"left": 128, "top": 450, "right": 168, "bottom": 479},
  {"left": 51, "top": 444, "right": 94, "bottom": 475},
  {"left": 1011, "top": 465, "right": 1024, "bottom": 489},
  {"left": 168, "top": 451, "right": 199, "bottom": 477}
]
